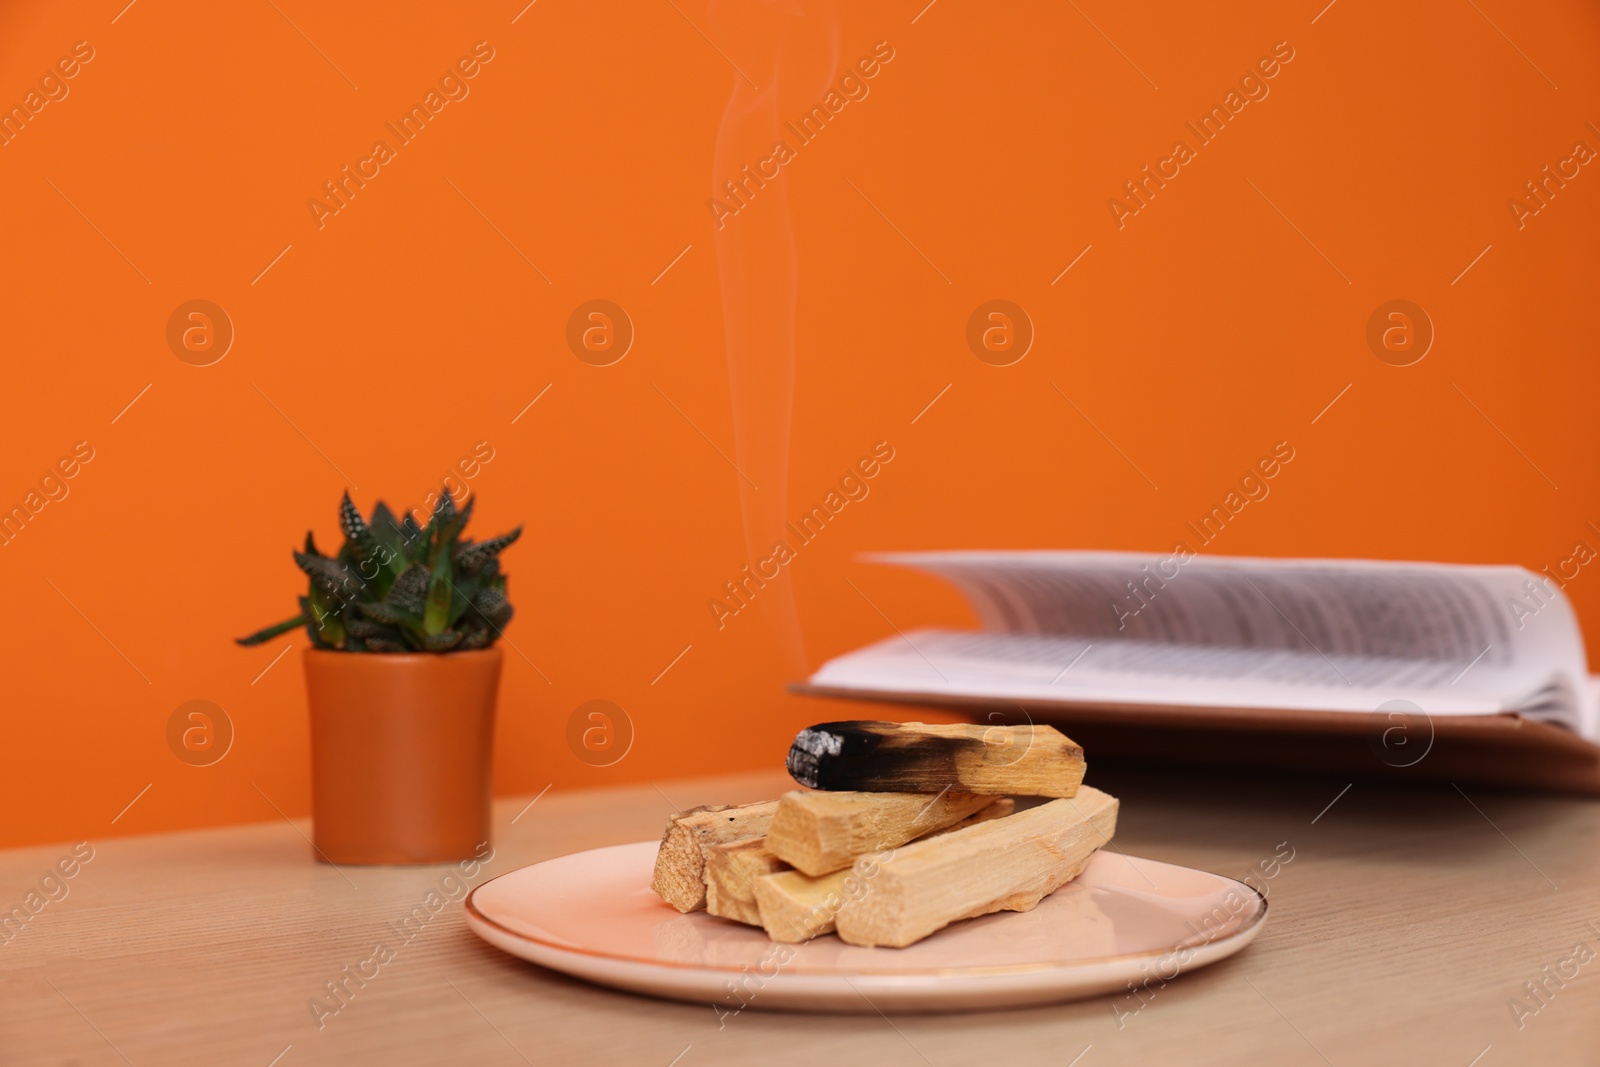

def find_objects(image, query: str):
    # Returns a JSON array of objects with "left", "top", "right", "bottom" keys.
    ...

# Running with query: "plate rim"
[{"left": 464, "top": 840, "right": 1270, "bottom": 980}]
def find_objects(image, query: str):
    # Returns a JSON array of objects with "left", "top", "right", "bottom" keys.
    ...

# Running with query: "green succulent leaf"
[
  {"left": 421, "top": 490, "right": 456, "bottom": 561},
  {"left": 234, "top": 614, "right": 306, "bottom": 647},
  {"left": 370, "top": 500, "right": 399, "bottom": 532},
  {"left": 294, "top": 551, "right": 366, "bottom": 605},
  {"left": 423, "top": 629, "right": 463, "bottom": 652},
  {"left": 298, "top": 594, "right": 333, "bottom": 649},
  {"left": 400, "top": 512, "right": 425, "bottom": 555},
  {"left": 359, "top": 600, "right": 420, "bottom": 628},
  {"left": 423, "top": 545, "right": 454, "bottom": 636},
  {"left": 307, "top": 584, "right": 347, "bottom": 649},
  {"left": 456, "top": 527, "right": 521, "bottom": 573},
  {"left": 339, "top": 491, "right": 368, "bottom": 543},
  {"left": 442, "top": 494, "right": 474, "bottom": 546},
  {"left": 336, "top": 491, "right": 392, "bottom": 591},
  {"left": 433, "top": 488, "right": 457, "bottom": 526},
  {"left": 367, "top": 501, "right": 410, "bottom": 562},
  {"left": 345, "top": 615, "right": 408, "bottom": 642},
  {"left": 387, "top": 563, "right": 430, "bottom": 615},
  {"left": 471, "top": 586, "right": 511, "bottom": 629}
]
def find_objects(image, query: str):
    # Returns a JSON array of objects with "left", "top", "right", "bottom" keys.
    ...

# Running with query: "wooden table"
[{"left": 4, "top": 766, "right": 1597, "bottom": 1065}]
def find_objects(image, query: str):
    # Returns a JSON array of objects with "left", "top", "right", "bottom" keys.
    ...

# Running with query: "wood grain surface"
[{"left": 2, "top": 766, "right": 1597, "bottom": 1066}]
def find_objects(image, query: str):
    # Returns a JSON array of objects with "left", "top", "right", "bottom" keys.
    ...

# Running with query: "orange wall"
[{"left": 2, "top": 1, "right": 1597, "bottom": 848}]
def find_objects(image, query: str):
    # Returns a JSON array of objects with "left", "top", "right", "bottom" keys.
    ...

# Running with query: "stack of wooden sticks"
[{"left": 651, "top": 720, "right": 1118, "bottom": 948}]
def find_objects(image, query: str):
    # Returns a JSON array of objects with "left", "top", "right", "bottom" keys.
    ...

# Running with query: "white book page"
[
  {"left": 809, "top": 629, "right": 1559, "bottom": 719},
  {"left": 820, "top": 552, "right": 1592, "bottom": 736}
]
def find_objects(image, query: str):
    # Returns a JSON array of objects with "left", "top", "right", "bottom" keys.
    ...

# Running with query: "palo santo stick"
[
  {"left": 651, "top": 801, "right": 778, "bottom": 913},
  {"left": 833, "top": 786, "right": 1118, "bottom": 948},
  {"left": 755, "top": 798, "right": 1016, "bottom": 942},
  {"left": 766, "top": 789, "right": 996, "bottom": 877},
  {"left": 944, "top": 796, "right": 1015, "bottom": 830},
  {"left": 704, "top": 838, "right": 789, "bottom": 926},
  {"left": 786, "top": 720, "right": 1085, "bottom": 798}
]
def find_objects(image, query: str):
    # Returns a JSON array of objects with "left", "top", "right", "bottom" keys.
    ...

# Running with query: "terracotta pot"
[{"left": 303, "top": 647, "right": 502, "bottom": 865}]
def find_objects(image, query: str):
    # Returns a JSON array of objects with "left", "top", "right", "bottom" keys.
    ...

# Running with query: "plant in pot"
[{"left": 238, "top": 490, "right": 520, "bottom": 865}]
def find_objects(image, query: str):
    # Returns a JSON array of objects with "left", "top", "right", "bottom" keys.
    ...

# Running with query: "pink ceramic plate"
[{"left": 465, "top": 842, "right": 1267, "bottom": 1012}]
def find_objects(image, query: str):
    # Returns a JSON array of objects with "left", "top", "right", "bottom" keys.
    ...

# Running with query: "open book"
[{"left": 800, "top": 552, "right": 1600, "bottom": 789}]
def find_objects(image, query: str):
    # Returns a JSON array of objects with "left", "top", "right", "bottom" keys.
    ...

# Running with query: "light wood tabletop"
[{"left": 4, "top": 765, "right": 1598, "bottom": 1066}]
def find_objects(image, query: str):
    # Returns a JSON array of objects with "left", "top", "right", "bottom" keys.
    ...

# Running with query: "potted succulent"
[{"left": 238, "top": 490, "right": 520, "bottom": 865}]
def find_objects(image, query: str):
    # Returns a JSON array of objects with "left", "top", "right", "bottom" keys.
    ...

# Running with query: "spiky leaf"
[
  {"left": 419, "top": 489, "right": 455, "bottom": 561},
  {"left": 339, "top": 491, "right": 367, "bottom": 542},
  {"left": 423, "top": 546, "right": 453, "bottom": 635},
  {"left": 306, "top": 584, "right": 347, "bottom": 649},
  {"left": 442, "top": 494, "right": 475, "bottom": 547},
  {"left": 368, "top": 501, "right": 409, "bottom": 561},
  {"left": 433, "top": 488, "right": 457, "bottom": 526},
  {"left": 339, "top": 494, "right": 405, "bottom": 595},
  {"left": 400, "top": 512, "right": 425, "bottom": 556},
  {"left": 294, "top": 552, "right": 366, "bottom": 605},
  {"left": 472, "top": 586, "right": 512, "bottom": 629},
  {"left": 299, "top": 595, "right": 333, "bottom": 649},
  {"left": 387, "top": 564, "right": 430, "bottom": 615},
  {"left": 423, "top": 630, "right": 463, "bottom": 652},
  {"left": 235, "top": 614, "right": 305, "bottom": 647},
  {"left": 359, "top": 600, "right": 420, "bottom": 628},
  {"left": 345, "top": 616, "right": 405, "bottom": 641},
  {"left": 370, "top": 500, "right": 399, "bottom": 532},
  {"left": 456, "top": 528, "right": 522, "bottom": 573}
]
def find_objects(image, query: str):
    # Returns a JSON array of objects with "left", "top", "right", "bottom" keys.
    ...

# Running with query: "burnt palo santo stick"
[{"left": 787, "top": 720, "right": 1085, "bottom": 797}]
